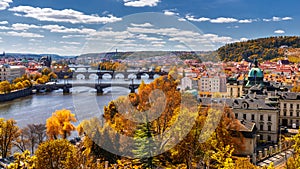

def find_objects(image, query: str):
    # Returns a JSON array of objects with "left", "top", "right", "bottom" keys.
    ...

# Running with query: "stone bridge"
[
  {"left": 33, "top": 82, "right": 140, "bottom": 94},
  {"left": 56, "top": 71, "right": 168, "bottom": 80}
]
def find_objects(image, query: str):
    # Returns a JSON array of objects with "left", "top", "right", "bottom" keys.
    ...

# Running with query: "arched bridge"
[
  {"left": 33, "top": 82, "right": 140, "bottom": 94},
  {"left": 56, "top": 71, "right": 168, "bottom": 80}
]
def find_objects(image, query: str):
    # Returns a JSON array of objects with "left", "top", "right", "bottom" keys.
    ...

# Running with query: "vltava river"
[{"left": 0, "top": 79, "right": 150, "bottom": 128}]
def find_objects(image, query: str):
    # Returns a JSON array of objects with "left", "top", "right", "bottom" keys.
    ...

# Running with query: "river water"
[{"left": 0, "top": 78, "right": 153, "bottom": 128}]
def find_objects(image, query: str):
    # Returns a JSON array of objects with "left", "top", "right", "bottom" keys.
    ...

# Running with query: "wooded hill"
[{"left": 217, "top": 36, "right": 300, "bottom": 62}]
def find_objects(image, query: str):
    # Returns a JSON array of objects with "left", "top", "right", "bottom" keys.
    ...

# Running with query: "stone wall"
[{"left": 0, "top": 88, "right": 32, "bottom": 102}]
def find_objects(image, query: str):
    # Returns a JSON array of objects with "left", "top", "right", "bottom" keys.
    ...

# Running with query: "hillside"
[{"left": 217, "top": 36, "right": 300, "bottom": 62}]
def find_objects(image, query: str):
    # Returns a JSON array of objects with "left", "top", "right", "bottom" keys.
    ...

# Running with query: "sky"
[{"left": 0, "top": 0, "right": 299, "bottom": 55}]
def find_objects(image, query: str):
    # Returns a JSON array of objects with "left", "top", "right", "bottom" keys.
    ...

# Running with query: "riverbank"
[{"left": 0, "top": 88, "right": 32, "bottom": 102}]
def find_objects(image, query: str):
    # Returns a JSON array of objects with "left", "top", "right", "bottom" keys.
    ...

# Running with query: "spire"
[{"left": 254, "top": 58, "right": 258, "bottom": 68}]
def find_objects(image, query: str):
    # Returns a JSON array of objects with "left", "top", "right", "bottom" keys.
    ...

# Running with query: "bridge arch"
[
  {"left": 102, "top": 73, "right": 113, "bottom": 79},
  {"left": 89, "top": 73, "right": 98, "bottom": 80},
  {"left": 140, "top": 73, "right": 149, "bottom": 79},
  {"left": 114, "top": 73, "right": 125, "bottom": 79},
  {"left": 127, "top": 73, "right": 137, "bottom": 79},
  {"left": 76, "top": 74, "right": 86, "bottom": 80}
]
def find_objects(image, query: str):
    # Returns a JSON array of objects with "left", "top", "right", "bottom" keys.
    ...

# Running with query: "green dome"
[{"left": 248, "top": 67, "right": 263, "bottom": 78}]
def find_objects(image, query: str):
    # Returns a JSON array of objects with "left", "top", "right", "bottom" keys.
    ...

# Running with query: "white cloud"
[
  {"left": 62, "top": 34, "right": 87, "bottom": 39},
  {"left": 9, "top": 6, "right": 122, "bottom": 24},
  {"left": 4, "top": 23, "right": 97, "bottom": 35},
  {"left": 0, "top": 0, "right": 12, "bottom": 10},
  {"left": 42, "top": 25, "right": 96, "bottom": 34},
  {"left": 5, "top": 31, "right": 44, "bottom": 38},
  {"left": 178, "top": 18, "right": 186, "bottom": 22},
  {"left": 0, "top": 21, "right": 8, "bottom": 24},
  {"left": 163, "top": 10, "right": 178, "bottom": 16},
  {"left": 130, "top": 23, "right": 153, "bottom": 27},
  {"left": 151, "top": 41, "right": 165, "bottom": 47},
  {"left": 282, "top": 17, "right": 293, "bottom": 21},
  {"left": 238, "top": 19, "right": 254, "bottom": 23},
  {"left": 186, "top": 15, "right": 210, "bottom": 22},
  {"left": 11, "top": 23, "right": 40, "bottom": 30},
  {"left": 263, "top": 16, "right": 293, "bottom": 22},
  {"left": 59, "top": 41, "right": 81, "bottom": 45},
  {"left": 210, "top": 17, "right": 238, "bottom": 23},
  {"left": 123, "top": 0, "right": 160, "bottom": 7},
  {"left": 137, "top": 34, "right": 163, "bottom": 41},
  {"left": 240, "top": 37, "right": 248, "bottom": 42},
  {"left": 274, "top": 30, "right": 285, "bottom": 34},
  {"left": 0, "top": 26, "right": 10, "bottom": 30}
]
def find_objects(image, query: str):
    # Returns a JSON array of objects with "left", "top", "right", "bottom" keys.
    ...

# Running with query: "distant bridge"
[
  {"left": 33, "top": 81, "right": 140, "bottom": 94},
  {"left": 55, "top": 70, "right": 168, "bottom": 80},
  {"left": 68, "top": 65, "right": 91, "bottom": 71}
]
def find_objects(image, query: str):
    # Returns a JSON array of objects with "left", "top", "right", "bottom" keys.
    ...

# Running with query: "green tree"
[{"left": 132, "top": 119, "right": 158, "bottom": 169}]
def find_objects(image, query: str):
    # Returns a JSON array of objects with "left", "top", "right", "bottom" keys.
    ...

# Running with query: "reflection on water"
[{"left": 0, "top": 86, "right": 130, "bottom": 128}]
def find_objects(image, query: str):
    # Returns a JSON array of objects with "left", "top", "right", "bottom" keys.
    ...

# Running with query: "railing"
[{"left": 256, "top": 140, "right": 293, "bottom": 162}]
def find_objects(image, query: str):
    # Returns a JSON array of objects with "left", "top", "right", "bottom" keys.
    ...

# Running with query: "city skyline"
[{"left": 0, "top": 0, "right": 299, "bottom": 55}]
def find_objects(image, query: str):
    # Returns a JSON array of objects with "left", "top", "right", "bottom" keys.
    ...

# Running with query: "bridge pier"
[
  {"left": 149, "top": 74, "right": 154, "bottom": 79},
  {"left": 129, "top": 84, "right": 139, "bottom": 93},
  {"left": 95, "top": 84, "right": 104, "bottom": 94},
  {"left": 136, "top": 74, "right": 142, "bottom": 80},
  {"left": 63, "top": 85, "right": 70, "bottom": 93}
]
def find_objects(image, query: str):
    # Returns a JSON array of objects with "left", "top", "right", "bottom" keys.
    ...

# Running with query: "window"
[
  {"left": 235, "top": 113, "right": 238, "bottom": 118},
  {"left": 290, "top": 111, "right": 293, "bottom": 117},
  {"left": 260, "top": 115, "right": 264, "bottom": 121},
  {"left": 297, "top": 111, "right": 300, "bottom": 117},
  {"left": 268, "top": 115, "right": 271, "bottom": 121},
  {"left": 291, "top": 120, "right": 293, "bottom": 125},
  {"left": 284, "top": 111, "right": 287, "bottom": 116},
  {"left": 297, "top": 104, "right": 300, "bottom": 110},
  {"left": 291, "top": 104, "right": 293, "bottom": 109},
  {"left": 268, "top": 125, "right": 271, "bottom": 131},
  {"left": 251, "top": 114, "right": 255, "bottom": 121},
  {"left": 243, "top": 114, "right": 247, "bottom": 120},
  {"left": 268, "top": 135, "right": 271, "bottom": 141},
  {"left": 260, "top": 124, "right": 264, "bottom": 131},
  {"left": 284, "top": 103, "right": 287, "bottom": 108}
]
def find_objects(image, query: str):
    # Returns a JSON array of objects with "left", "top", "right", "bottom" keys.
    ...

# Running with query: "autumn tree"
[
  {"left": 78, "top": 118, "right": 122, "bottom": 164},
  {"left": 35, "top": 139, "right": 78, "bottom": 169},
  {"left": 16, "top": 124, "right": 46, "bottom": 153},
  {"left": 46, "top": 109, "right": 77, "bottom": 139},
  {"left": 8, "top": 150, "right": 37, "bottom": 169},
  {"left": 0, "top": 118, "right": 20, "bottom": 158},
  {"left": 0, "top": 81, "right": 11, "bottom": 93},
  {"left": 286, "top": 127, "right": 300, "bottom": 168}
]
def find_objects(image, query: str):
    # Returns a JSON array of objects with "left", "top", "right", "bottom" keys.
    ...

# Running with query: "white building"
[
  {"left": 198, "top": 76, "right": 220, "bottom": 92},
  {"left": 0, "top": 65, "right": 26, "bottom": 82},
  {"left": 279, "top": 93, "right": 300, "bottom": 128}
]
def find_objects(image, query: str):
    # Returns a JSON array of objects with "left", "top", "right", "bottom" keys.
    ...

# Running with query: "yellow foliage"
[
  {"left": 8, "top": 150, "right": 37, "bottom": 169},
  {"left": 46, "top": 109, "right": 77, "bottom": 139},
  {"left": 35, "top": 139, "right": 78, "bottom": 169}
]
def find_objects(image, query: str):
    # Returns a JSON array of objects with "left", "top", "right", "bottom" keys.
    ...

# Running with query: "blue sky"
[{"left": 0, "top": 0, "right": 299, "bottom": 55}]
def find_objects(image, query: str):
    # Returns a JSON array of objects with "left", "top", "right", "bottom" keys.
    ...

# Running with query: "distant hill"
[
  {"left": 78, "top": 51, "right": 218, "bottom": 62},
  {"left": 217, "top": 36, "right": 300, "bottom": 62},
  {"left": 1, "top": 53, "right": 77, "bottom": 60}
]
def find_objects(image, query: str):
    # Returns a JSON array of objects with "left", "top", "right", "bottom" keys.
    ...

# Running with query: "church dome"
[{"left": 248, "top": 67, "right": 263, "bottom": 78}]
